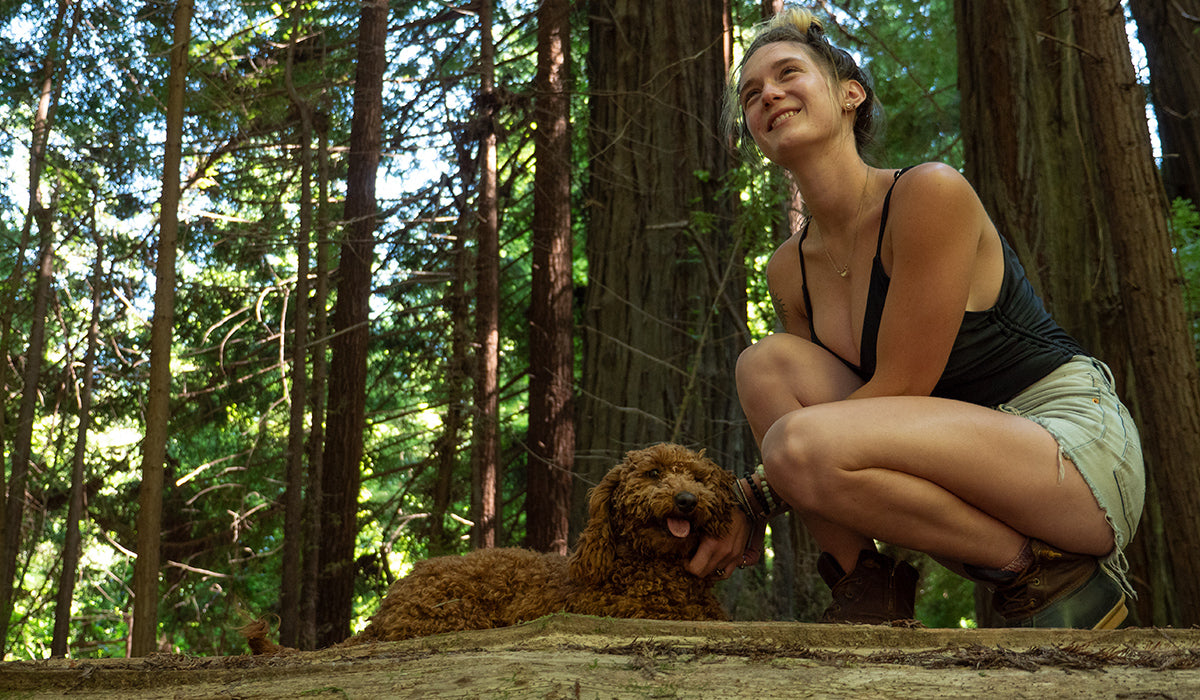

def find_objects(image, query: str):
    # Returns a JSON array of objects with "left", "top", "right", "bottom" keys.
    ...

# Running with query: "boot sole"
[
  {"left": 1091, "top": 595, "right": 1128, "bottom": 630},
  {"left": 1005, "top": 567, "right": 1129, "bottom": 629}
]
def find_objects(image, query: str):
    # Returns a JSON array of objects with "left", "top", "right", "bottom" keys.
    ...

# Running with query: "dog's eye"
[{"left": 646, "top": 469, "right": 661, "bottom": 479}]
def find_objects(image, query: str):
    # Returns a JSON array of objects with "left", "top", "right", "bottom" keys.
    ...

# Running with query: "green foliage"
[
  {"left": 915, "top": 561, "right": 977, "bottom": 629},
  {"left": 1169, "top": 197, "right": 1200, "bottom": 353}
]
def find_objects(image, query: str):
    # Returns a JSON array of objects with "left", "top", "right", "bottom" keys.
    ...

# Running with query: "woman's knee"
[
  {"left": 735, "top": 335, "right": 790, "bottom": 389},
  {"left": 760, "top": 409, "right": 843, "bottom": 511},
  {"left": 736, "top": 334, "right": 861, "bottom": 406}
]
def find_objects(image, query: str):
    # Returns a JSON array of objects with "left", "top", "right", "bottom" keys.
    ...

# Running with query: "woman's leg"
[
  {"left": 736, "top": 333, "right": 1113, "bottom": 575},
  {"left": 761, "top": 396, "right": 1113, "bottom": 570},
  {"left": 737, "top": 334, "right": 880, "bottom": 564}
]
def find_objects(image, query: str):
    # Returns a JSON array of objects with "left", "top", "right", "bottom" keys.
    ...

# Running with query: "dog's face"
[{"left": 601, "top": 443, "right": 736, "bottom": 562}]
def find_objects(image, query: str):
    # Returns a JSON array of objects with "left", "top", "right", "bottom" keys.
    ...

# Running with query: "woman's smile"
[{"left": 769, "top": 109, "right": 801, "bottom": 131}]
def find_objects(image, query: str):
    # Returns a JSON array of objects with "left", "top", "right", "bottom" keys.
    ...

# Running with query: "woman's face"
[{"left": 737, "top": 41, "right": 845, "bottom": 165}]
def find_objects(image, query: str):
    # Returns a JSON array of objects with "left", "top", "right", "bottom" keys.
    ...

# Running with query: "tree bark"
[
  {"left": 317, "top": 0, "right": 386, "bottom": 647},
  {"left": 471, "top": 0, "right": 500, "bottom": 550},
  {"left": 0, "top": 0, "right": 75, "bottom": 655},
  {"left": 1070, "top": 0, "right": 1200, "bottom": 628},
  {"left": 525, "top": 0, "right": 574, "bottom": 555},
  {"left": 279, "top": 21, "right": 314, "bottom": 648},
  {"left": 957, "top": 0, "right": 1200, "bottom": 627},
  {"left": 131, "top": 0, "right": 192, "bottom": 657},
  {"left": 578, "top": 0, "right": 748, "bottom": 514},
  {"left": 51, "top": 205, "right": 104, "bottom": 658},
  {"left": 300, "top": 110, "right": 332, "bottom": 651},
  {"left": 1129, "top": 0, "right": 1200, "bottom": 205}
]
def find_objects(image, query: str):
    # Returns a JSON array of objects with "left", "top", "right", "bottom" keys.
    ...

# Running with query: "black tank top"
[{"left": 798, "top": 167, "right": 1087, "bottom": 406}]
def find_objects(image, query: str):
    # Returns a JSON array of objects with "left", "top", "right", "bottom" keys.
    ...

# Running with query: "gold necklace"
[
  {"left": 816, "top": 225, "right": 851, "bottom": 277},
  {"left": 815, "top": 169, "right": 872, "bottom": 278}
]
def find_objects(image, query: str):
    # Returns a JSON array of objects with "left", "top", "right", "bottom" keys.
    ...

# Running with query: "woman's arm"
[
  {"left": 851, "top": 163, "right": 1001, "bottom": 399},
  {"left": 765, "top": 232, "right": 812, "bottom": 339}
]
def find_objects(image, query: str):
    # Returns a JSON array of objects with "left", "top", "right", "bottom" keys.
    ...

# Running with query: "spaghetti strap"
[
  {"left": 875, "top": 167, "right": 913, "bottom": 257},
  {"left": 797, "top": 220, "right": 816, "bottom": 341},
  {"left": 799, "top": 166, "right": 914, "bottom": 361}
]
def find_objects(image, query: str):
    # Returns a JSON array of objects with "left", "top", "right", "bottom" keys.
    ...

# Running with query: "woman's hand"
[{"left": 686, "top": 508, "right": 767, "bottom": 580}]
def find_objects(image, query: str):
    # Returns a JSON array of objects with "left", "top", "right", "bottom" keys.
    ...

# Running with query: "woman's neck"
[{"left": 791, "top": 156, "right": 876, "bottom": 241}]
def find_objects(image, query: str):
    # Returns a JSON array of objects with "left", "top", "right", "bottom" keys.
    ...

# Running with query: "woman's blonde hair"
[{"left": 724, "top": 7, "right": 880, "bottom": 161}]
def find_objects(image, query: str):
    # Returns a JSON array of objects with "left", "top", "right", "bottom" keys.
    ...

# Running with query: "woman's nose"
[{"left": 761, "top": 82, "right": 783, "bottom": 105}]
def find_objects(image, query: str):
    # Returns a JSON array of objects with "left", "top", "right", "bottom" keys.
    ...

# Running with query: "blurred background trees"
[{"left": 0, "top": 0, "right": 1196, "bottom": 658}]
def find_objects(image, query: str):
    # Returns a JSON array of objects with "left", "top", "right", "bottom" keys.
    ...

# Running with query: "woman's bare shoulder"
[{"left": 895, "top": 162, "right": 979, "bottom": 203}]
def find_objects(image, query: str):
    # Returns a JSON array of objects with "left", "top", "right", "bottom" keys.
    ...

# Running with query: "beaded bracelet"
[
  {"left": 755, "top": 465, "right": 776, "bottom": 513},
  {"left": 752, "top": 465, "right": 790, "bottom": 518},
  {"left": 732, "top": 468, "right": 792, "bottom": 521}
]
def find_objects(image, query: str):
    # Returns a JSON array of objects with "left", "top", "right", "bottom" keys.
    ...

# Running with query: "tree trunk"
[
  {"left": 0, "top": 0, "right": 74, "bottom": 655},
  {"left": 317, "top": 0, "right": 386, "bottom": 647},
  {"left": 1129, "top": 0, "right": 1200, "bottom": 205},
  {"left": 1, "top": 231, "right": 54, "bottom": 655},
  {"left": 956, "top": 0, "right": 1129, "bottom": 628},
  {"left": 430, "top": 208, "right": 472, "bottom": 557},
  {"left": 300, "top": 111, "right": 332, "bottom": 651},
  {"left": 50, "top": 206, "right": 104, "bottom": 658},
  {"left": 525, "top": 0, "right": 574, "bottom": 555},
  {"left": 956, "top": 1, "right": 1121, "bottom": 359},
  {"left": 131, "top": 0, "right": 191, "bottom": 657},
  {"left": 578, "top": 0, "right": 748, "bottom": 512},
  {"left": 471, "top": 0, "right": 500, "bottom": 550},
  {"left": 1070, "top": 0, "right": 1200, "bottom": 628},
  {"left": 279, "top": 25, "right": 314, "bottom": 649},
  {"left": 957, "top": 0, "right": 1200, "bottom": 627}
]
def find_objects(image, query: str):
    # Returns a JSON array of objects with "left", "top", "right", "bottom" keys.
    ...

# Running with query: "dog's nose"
[{"left": 674, "top": 491, "right": 697, "bottom": 513}]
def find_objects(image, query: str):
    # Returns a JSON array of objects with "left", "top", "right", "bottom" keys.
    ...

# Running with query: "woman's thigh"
[
  {"left": 762, "top": 395, "right": 1115, "bottom": 556},
  {"left": 736, "top": 333, "right": 864, "bottom": 440}
]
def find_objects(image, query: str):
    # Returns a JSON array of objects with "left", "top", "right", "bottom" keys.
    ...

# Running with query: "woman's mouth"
[{"left": 770, "top": 109, "right": 799, "bottom": 131}]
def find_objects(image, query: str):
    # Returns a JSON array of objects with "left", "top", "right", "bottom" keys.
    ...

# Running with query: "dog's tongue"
[{"left": 667, "top": 517, "right": 691, "bottom": 538}]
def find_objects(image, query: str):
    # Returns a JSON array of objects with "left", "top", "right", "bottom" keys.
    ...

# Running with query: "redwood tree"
[
  {"left": 131, "top": 0, "right": 192, "bottom": 657},
  {"left": 279, "top": 21, "right": 314, "bottom": 648},
  {"left": 526, "top": 0, "right": 574, "bottom": 555},
  {"left": 317, "top": 0, "right": 387, "bottom": 646},
  {"left": 470, "top": 0, "right": 500, "bottom": 550},
  {"left": 51, "top": 221, "right": 104, "bottom": 658},
  {"left": 1072, "top": 0, "right": 1200, "bottom": 627},
  {"left": 1129, "top": 0, "right": 1200, "bottom": 205},
  {"left": 957, "top": 0, "right": 1200, "bottom": 627},
  {"left": 579, "top": 0, "right": 749, "bottom": 501}
]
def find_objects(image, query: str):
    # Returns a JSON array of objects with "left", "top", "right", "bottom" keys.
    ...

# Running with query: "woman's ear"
[{"left": 842, "top": 79, "right": 867, "bottom": 110}]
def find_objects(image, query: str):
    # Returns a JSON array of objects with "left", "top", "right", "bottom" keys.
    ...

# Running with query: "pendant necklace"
[
  {"left": 817, "top": 227, "right": 851, "bottom": 277},
  {"left": 815, "top": 170, "right": 871, "bottom": 279}
]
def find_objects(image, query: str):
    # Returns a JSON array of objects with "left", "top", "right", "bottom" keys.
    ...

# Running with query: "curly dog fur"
[{"left": 246, "top": 443, "right": 735, "bottom": 650}]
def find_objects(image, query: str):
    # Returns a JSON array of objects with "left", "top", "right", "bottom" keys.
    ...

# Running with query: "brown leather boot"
[
  {"left": 972, "top": 540, "right": 1127, "bottom": 629},
  {"left": 818, "top": 549, "right": 919, "bottom": 624}
]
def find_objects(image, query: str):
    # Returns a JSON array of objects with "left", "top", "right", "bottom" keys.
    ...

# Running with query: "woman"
[{"left": 686, "top": 7, "right": 1144, "bottom": 629}]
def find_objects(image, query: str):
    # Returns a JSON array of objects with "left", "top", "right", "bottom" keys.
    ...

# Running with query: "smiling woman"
[
  {"left": 687, "top": 6, "right": 1145, "bottom": 632},
  {"left": 725, "top": 11, "right": 881, "bottom": 165}
]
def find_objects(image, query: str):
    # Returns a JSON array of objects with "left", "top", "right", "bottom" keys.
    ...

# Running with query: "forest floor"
[{"left": 2, "top": 615, "right": 1199, "bottom": 699}]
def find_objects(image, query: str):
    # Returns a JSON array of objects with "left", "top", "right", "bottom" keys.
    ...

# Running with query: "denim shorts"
[{"left": 994, "top": 355, "right": 1145, "bottom": 596}]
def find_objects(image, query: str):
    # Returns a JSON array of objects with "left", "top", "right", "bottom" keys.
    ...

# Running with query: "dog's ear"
[{"left": 568, "top": 459, "right": 628, "bottom": 585}]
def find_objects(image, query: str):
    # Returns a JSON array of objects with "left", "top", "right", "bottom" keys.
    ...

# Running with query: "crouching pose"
[{"left": 687, "top": 7, "right": 1144, "bottom": 629}]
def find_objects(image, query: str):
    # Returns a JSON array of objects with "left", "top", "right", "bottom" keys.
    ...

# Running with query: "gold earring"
[{"left": 845, "top": 102, "right": 855, "bottom": 110}]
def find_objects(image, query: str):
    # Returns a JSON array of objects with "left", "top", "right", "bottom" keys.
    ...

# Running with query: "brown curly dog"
[{"left": 245, "top": 443, "right": 735, "bottom": 650}]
